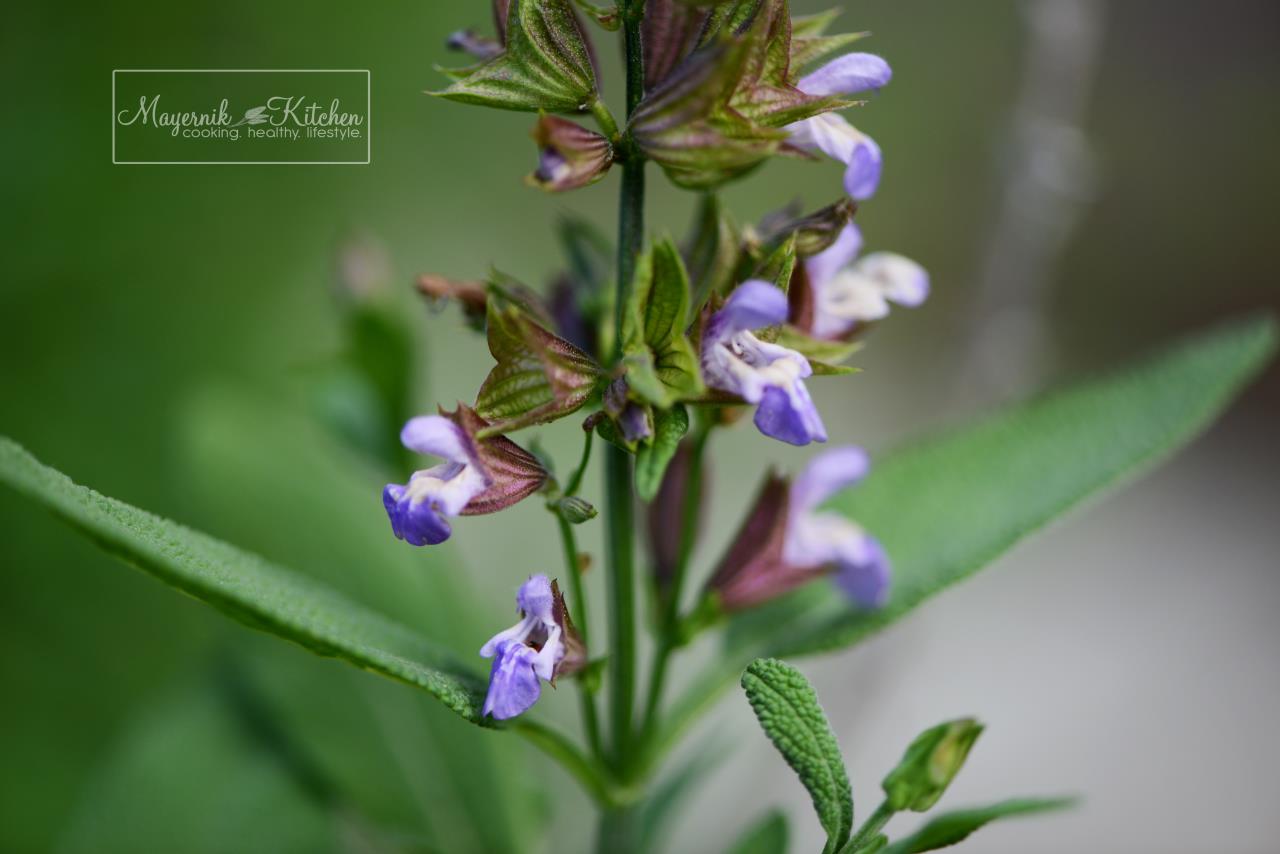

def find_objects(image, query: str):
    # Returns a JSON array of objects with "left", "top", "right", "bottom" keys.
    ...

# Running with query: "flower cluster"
[{"left": 378, "top": 0, "right": 929, "bottom": 721}]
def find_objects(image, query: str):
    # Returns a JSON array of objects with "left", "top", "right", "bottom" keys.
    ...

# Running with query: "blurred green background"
[{"left": 2, "top": 1, "right": 1277, "bottom": 852}]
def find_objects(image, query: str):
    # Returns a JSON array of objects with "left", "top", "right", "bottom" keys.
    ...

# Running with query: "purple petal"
[
  {"left": 400, "top": 415, "right": 470, "bottom": 464},
  {"left": 857, "top": 252, "right": 930, "bottom": 307},
  {"left": 716, "top": 279, "right": 789, "bottom": 334},
  {"left": 482, "top": 640, "right": 543, "bottom": 720},
  {"left": 843, "top": 136, "right": 883, "bottom": 200},
  {"left": 832, "top": 535, "right": 890, "bottom": 608},
  {"left": 791, "top": 446, "right": 870, "bottom": 513},
  {"left": 754, "top": 384, "right": 828, "bottom": 446},
  {"left": 805, "top": 224, "right": 863, "bottom": 291},
  {"left": 383, "top": 483, "right": 452, "bottom": 546},
  {"left": 799, "top": 53, "right": 892, "bottom": 97},
  {"left": 516, "top": 574, "right": 554, "bottom": 621}
]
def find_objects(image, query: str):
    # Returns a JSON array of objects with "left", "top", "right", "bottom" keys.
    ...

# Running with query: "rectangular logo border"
[{"left": 112, "top": 69, "right": 371, "bottom": 165}]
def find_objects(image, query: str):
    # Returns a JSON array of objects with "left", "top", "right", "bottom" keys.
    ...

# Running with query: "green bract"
[
  {"left": 621, "top": 238, "right": 705, "bottom": 408},
  {"left": 437, "top": 0, "right": 599, "bottom": 114}
]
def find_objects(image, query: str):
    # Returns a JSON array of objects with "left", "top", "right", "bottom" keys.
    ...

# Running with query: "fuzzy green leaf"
[
  {"left": 879, "top": 798, "right": 1075, "bottom": 853},
  {"left": 0, "top": 437, "right": 491, "bottom": 724},
  {"left": 766, "top": 315, "right": 1278, "bottom": 658},
  {"left": 741, "top": 658, "right": 853, "bottom": 854},
  {"left": 726, "top": 810, "right": 789, "bottom": 854},
  {"left": 636, "top": 405, "right": 690, "bottom": 502},
  {"left": 436, "top": 0, "right": 598, "bottom": 114}
]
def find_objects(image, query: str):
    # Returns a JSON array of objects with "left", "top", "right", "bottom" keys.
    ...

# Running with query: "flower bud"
[
  {"left": 526, "top": 115, "right": 613, "bottom": 192},
  {"left": 642, "top": 0, "right": 710, "bottom": 89},
  {"left": 646, "top": 438, "right": 709, "bottom": 590},
  {"left": 416, "top": 273, "right": 489, "bottom": 329},
  {"left": 882, "top": 718, "right": 985, "bottom": 812},
  {"left": 553, "top": 495, "right": 598, "bottom": 524},
  {"left": 445, "top": 29, "right": 503, "bottom": 61},
  {"left": 757, "top": 198, "right": 857, "bottom": 259}
]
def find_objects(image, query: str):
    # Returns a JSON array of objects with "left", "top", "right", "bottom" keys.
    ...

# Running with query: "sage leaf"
[
  {"left": 741, "top": 658, "right": 853, "bottom": 854},
  {"left": 726, "top": 810, "right": 789, "bottom": 854},
  {"left": 635, "top": 404, "right": 690, "bottom": 502},
  {"left": 879, "top": 798, "right": 1075, "bottom": 853},
  {"left": 766, "top": 314, "right": 1279, "bottom": 657},
  {"left": 0, "top": 437, "right": 491, "bottom": 724},
  {"left": 882, "top": 719, "right": 984, "bottom": 813}
]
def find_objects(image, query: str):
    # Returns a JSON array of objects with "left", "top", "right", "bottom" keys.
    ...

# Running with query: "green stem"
[
  {"left": 556, "top": 515, "right": 603, "bottom": 760},
  {"left": 639, "top": 419, "right": 712, "bottom": 736},
  {"left": 591, "top": 98, "right": 622, "bottom": 146},
  {"left": 564, "top": 426, "right": 595, "bottom": 497},
  {"left": 512, "top": 719, "right": 617, "bottom": 808},
  {"left": 842, "top": 801, "right": 896, "bottom": 853}
]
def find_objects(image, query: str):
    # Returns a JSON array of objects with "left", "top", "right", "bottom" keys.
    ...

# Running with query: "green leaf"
[
  {"left": 436, "top": 0, "right": 598, "bottom": 114},
  {"left": 881, "top": 719, "right": 984, "bottom": 812},
  {"left": 0, "top": 436, "right": 491, "bottom": 724},
  {"left": 685, "top": 193, "right": 742, "bottom": 310},
  {"left": 726, "top": 810, "right": 789, "bottom": 854},
  {"left": 741, "top": 658, "right": 853, "bottom": 854},
  {"left": 476, "top": 296, "right": 602, "bottom": 432},
  {"left": 59, "top": 678, "right": 347, "bottom": 854},
  {"left": 638, "top": 737, "right": 731, "bottom": 854},
  {"left": 622, "top": 239, "right": 705, "bottom": 406},
  {"left": 776, "top": 325, "right": 863, "bottom": 365},
  {"left": 766, "top": 314, "right": 1279, "bottom": 657},
  {"left": 636, "top": 404, "right": 690, "bottom": 501},
  {"left": 879, "top": 798, "right": 1075, "bottom": 854}
]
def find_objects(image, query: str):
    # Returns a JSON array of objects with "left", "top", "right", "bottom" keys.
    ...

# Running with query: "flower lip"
[{"left": 798, "top": 52, "right": 893, "bottom": 98}]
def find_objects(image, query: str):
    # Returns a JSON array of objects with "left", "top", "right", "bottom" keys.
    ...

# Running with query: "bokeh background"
[{"left": 2, "top": 1, "right": 1278, "bottom": 852}]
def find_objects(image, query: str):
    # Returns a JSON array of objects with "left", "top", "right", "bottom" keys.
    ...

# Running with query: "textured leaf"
[
  {"left": 726, "top": 810, "right": 789, "bottom": 854},
  {"left": 437, "top": 0, "right": 598, "bottom": 114},
  {"left": 636, "top": 405, "right": 690, "bottom": 502},
  {"left": 476, "top": 296, "right": 602, "bottom": 432},
  {"left": 766, "top": 314, "right": 1278, "bottom": 657},
  {"left": 741, "top": 658, "right": 853, "bottom": 854},
  {"left": 0, "top": 437, "right": 491, "bottom": 723},
  {"left": 879, "top": 798, "right": 1075, "bottom": 853}
]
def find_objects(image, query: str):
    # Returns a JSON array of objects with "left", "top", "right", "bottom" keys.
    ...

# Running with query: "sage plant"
[{"left": 1, "top": 1, "right": 1274, "bottom": 852}]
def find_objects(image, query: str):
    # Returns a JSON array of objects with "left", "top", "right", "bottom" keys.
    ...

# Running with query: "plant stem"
[
  {"left": 556, "top": 515, "right": 603, "bottom": 760},
  {"left": 564, "top": 427, "right": 595, "bottom": 497},
  {"left": 639, "top": 419, "right": 712, "bottom": 736},
  {"left": 512, "top": 719, "right": 617, "bottom": 808},
  {"left": 843, "top": 801, "right": 896, "bottom": 852},
  {"left": 598, "top": 5, "right": 647, "bottom": 851}
]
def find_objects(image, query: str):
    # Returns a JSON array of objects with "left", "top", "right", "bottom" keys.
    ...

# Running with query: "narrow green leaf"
[
  {"left": 636, "top": 405, "right": 690, "bottom": 501},
  {"left": 741, "top": 658, "right": 853, "bottom": 854},
  {"left": 726, "top": 810, "right": 789, "bottom": 854},
  {"left": 879, "top": 798, "right": 1075, "bottom": 854},
  {"left": 881, "top": 719, "right": 984, "bottom": 812},
  {"left": 0, "top": 437, "right": 490, "bottom": 724},
  {"left": 767, "top": 314, "right": 1278, "bottom": 657}
]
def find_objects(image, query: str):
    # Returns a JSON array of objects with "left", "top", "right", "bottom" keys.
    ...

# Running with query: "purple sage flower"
[
  {"left": 801, "top": 224, "right": 929, "bottom": 340},
  {"left": 707, "top": 446, "right": 889, "bottom": 611},
  {"left": 701, "top": 279, "right": 827, "bottom": 446},
  {"left": 383, "top": 406, "right": 547, "bottom": 547},
  {"left": 786, "top": 53, "right": 892, "bottom": 201},
  {"left": 480, "top": 574, "right": 585, "bottom": 720},
  {"left": 783, "top": 446, "right": 890, "bottom": 607}
]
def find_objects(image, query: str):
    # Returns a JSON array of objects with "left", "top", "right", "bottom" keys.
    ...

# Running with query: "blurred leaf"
[
  {"left": 59, "top": 678, "right": 346, "bottom": 854},
  {"left": 726, "top": 810, "right": 789, "bottom": 854},
  {"left": 684, "top": 192, "right": 741, "bottom": 309},
  {"left": 637, "top": 735, "right": 729, "bottom": 854},
  {"left": 0, "top": 436, "right": 490, "bottom": 723},
  {"left": 766, "top": 314, "right": 1279, "bottom": 657},
  {"left": 878, "top": 798, "right": 1075, "bottom": 854},
  {"left": 881, "top": 719, "right": 983, "bottom": 813},
  {"left": 636, "top": 404, "right": 690, "bottom": 502},
  {"left": 741, "top": 658, "right": 852, "bottom": 854}
]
